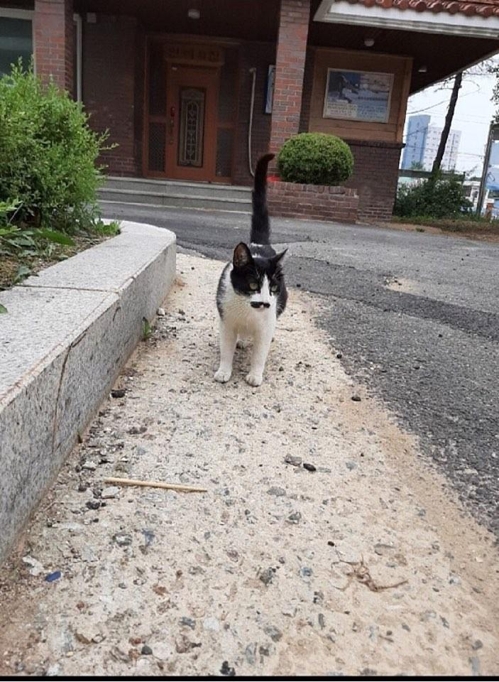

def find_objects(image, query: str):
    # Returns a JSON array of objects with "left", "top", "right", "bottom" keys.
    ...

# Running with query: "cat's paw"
[
  {"left": 245, "top": 371, "right": 263, "bottom": 387},
  {"left": 214, "top": 367, "right": 232, "bottom": 383}
]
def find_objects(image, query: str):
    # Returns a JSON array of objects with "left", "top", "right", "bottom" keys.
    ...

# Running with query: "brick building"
[{"left": 1, "top": 0, "right": 499, "bottom": 221}]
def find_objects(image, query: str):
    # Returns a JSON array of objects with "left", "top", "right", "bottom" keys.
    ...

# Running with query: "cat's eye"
[
  {"left": 270, "top": 283, "right": 279, "bottom": 292},
  {"left": 249, "top": 282, "right": 259, "bottom": 290}
]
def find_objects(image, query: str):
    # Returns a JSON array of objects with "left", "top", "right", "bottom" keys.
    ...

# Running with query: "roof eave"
[{"left": 314, "top": 0, "right": 499, "bottom": 39}]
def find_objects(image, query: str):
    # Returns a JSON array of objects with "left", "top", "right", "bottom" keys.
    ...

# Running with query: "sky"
[{"left": 404, "top": 67, "right": 497, "bottom": 176}]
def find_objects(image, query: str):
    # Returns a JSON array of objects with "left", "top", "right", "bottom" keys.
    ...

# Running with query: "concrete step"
[
  {"left": 99, "top": 187, "right": 252, "bottom": 213},
  {"left": 101, "top": 176, "right": 252, "bottom": 203}
]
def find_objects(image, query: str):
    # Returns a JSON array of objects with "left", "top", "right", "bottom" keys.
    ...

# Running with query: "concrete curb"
[{"left": 0, "top": 221, "right": 176, "bottom": 564}]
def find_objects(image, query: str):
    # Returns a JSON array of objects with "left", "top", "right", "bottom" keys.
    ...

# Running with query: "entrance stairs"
[{"left": 99, "top": 176, "right": 252, "bottom": 214}]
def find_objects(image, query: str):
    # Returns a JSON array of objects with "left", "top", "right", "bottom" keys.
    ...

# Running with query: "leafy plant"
[
  {"left": 0, "top": 60, "right": 110, "bottom": 233},
  {"left": 277, "top": 133, "right": 354, "bottom": 185},
  {"left": 394, "top": 175, "right": 472, "bottom": 219}
]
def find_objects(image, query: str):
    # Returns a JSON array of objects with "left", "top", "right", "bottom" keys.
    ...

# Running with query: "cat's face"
[{"left": 230, "top": 243, "right": 286, "bottom": 309}]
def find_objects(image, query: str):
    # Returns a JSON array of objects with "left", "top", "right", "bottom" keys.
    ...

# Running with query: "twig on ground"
[{"left": 103, "top": 477, "right": 207, "bottom": 493}]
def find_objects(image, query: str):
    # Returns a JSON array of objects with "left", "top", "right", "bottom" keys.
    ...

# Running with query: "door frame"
[{"left": 143, "top": 35, "right": 240, "bottom": 183}]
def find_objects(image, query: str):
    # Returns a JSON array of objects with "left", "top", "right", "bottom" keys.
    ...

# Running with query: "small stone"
[
  {"left": 287, "top": 511, "right": 302, "bottom": 524},
  {"left": 284, "top": 455, "right": 302, "bottom": 467},
  {"left": 141, "top": 645, "right": 153, "bottom": 656},
  {"left": 245, "top": 643, "right": 257, "bottom": 665},
  {"left": 300, "top": 566, "right": 313, "bottom": 579},
  {"left": 472, "top": 640, "right": 483, "bottom": 651},
  {"left": 267, "top": 487, "right": 286, "bottom": 497},
  {"left": 259, "top": 567, "right": 275, "bottom": 586},
  {"left": 78, "top": 482, "right": 89, "bottom": 492},
  {"left": 113, "top": 533, "right": 132, "bottom": 547},
  {"left": 111, "top": 389, "right": 126, "bottom": 399},
  {"left": 336, "top": 353, "right": 343, "bottom": 359},
  {"left": 101, "top": 486, "right": 120, "bottom": 499},
  {"left": 82, "top": 461, "right": 97, "bottom": 471},
  {"left": 86, "top": 500, "right": 101, "bottom": 510},
  {"left": 180, "top": 617, "right": 196, "bottom": 629},
  {"left": 318, "top": 613, "right": 326, "bottom": 629},
  {"left": 157, "top": 307, "right": 166, "bottom": 316},
  {"left": 22, "top": 556, "right": 45, "bottom": 577},
  {"left": 264, "top": 625, "right": 282, "bottom": 642},
  {"left": 203, "top": 617, "right": 220, "bottom": 632},
  {"left": 470, "top": 656, "right": 481, "bottom": 676},
  {"left": 351, "top": 395, "right": 361, "bottom": 402},
  {"left": 374, "top": 543, "right": 395, "bottom": 556},
  {"left": 345, "top": 461, "right": 357, "bottom": 471},
  {"left": 221, "top": 661, "right": 236, "bottom": 677},
  {"left": 44, "top": 571, "right": 62, "bottom": 583},
  {"left": 303, "top": 463, "right": 316, "bottom": 472}
]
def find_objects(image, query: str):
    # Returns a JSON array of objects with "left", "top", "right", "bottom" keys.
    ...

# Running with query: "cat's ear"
[
  {"left": 233, "top": 242, "right": 252, "bottom": 268},
  {"left": 273, "top": 248, "right": 288, "bottom": 266}
]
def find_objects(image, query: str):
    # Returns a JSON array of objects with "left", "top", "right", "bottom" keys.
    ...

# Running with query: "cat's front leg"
[
  {"left": 246, "top": 326, "right": 275, "bottom": 387},
  {"left": 214, "top": 321, "right": 237, "bottom": 383}
]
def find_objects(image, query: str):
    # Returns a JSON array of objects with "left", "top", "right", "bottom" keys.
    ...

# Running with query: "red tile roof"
[{"left": 339, "top": 0, "right": 499, "bottom": 17}]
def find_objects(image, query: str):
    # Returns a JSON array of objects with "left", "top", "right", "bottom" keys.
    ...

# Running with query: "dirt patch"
[
  {"left": 377, "top": 220, "right": 499, "bottom": 244},
  {"left": 0, "top": 253, "right": 497, "bottom": 677}
]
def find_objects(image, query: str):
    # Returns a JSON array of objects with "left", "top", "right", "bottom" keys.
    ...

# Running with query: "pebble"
[
  {"left": 22, "top": 556, "right": 45, "bottom": 577},
  {"left": 44, "top": 571, "right": 62, "bottom": 583},
  {"left": 141, "top": 645, "right": 153, "bottom": 656},
  {"left": 287, "top": 511, "right": 302, "bottom": 524},
  {"left": 267, "top": 487, "right": 286, "bottom": 497},
  {"left": 303, "top": 462, "right": 317, "bottom": 472},
  {"left": 101, "top": 486, "right": 120, "bottom": 499},
  {"left": 470, "top": 656, "right": 481, "bottom": 676},
  {"left": 245, "top": 643, "right": 257, "bottom": 665},
  {"left": 157, "top": 307, "right": 166, "bottom": 316},
  {"left": 351, "top": 395, "right": 362, "bottom": 402},
  {"left": 220, "top": 661, "right": 236, "bottom": 676},
  {"left": 111, "top": 389, "right": 126, "bottom": 399},
  {"left": 180, "top": 617, "right": 196, "bottom": 629},
  {"left": 472, "top": 639, "right": 483, "bottom": 651},
  {"left": 284, "top": 455, "right": 302, "bottom": 467},
  {"left": 82, "top": 461, "right": 97, "bottom": 471},
  {"left": 86, "top": 500, "right": 101, "bottom": 510},
  {"left": 264, "top": 625, "right": 282, "bottom": 642},
  {"left": 345, "top": 461, "right": 357, "bottom": 471},
  {"left": 300, "top": 566, "right": 313, "bottom": 580},
  {"left": 203, "top": 617, "right": 220, "bottom": 632},
  {"left": 259, "top": 567, "right": 276, "bottom": 586},
  {"left": 113, "top": 533, "right": 132, "bottom": 547}
]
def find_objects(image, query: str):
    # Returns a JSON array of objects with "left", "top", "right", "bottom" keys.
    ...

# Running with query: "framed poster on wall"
[
  {"left": 323, "top": 69, "right": 393, "bottom": 123},
  {"left": 265, "top": 65, "right": 275, "bottom": 114}
]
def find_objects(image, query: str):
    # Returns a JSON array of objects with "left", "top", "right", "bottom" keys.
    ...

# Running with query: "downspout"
[
  {"left": 248, "top": 67, "right": 257, "bottom": 177},
  {"left": 73, "top": 13, "right": 83, "bottom": 103}
]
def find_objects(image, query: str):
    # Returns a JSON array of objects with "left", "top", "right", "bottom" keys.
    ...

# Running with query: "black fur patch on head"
[{"left": 229, "top": 242, "right": 288, "bottom": 315}]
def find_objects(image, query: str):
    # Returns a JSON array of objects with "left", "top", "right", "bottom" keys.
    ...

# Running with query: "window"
[{"left": 0, "top": 12, "right": 33, "bottom": 77}]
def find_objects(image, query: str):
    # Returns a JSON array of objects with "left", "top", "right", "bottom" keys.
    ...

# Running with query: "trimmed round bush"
[{"left": 277, "top": 133, "right": 354, "bottom": 186}]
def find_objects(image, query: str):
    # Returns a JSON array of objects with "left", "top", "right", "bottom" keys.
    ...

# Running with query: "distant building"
[{"left": 402, "top": 115, "right": 461, "bottom": 171}]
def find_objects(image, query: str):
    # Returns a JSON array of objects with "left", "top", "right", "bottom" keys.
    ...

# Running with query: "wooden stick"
[{"left": 103, "top": 477, "right": 207, "bottom": 493}]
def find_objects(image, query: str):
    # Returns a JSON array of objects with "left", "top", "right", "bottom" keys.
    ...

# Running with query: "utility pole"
[{"left": 431, "top": 71, "right": 463, "bottom": 177}]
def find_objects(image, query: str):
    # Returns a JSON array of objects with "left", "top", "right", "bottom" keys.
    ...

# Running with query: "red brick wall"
[
  {"left": 233, "top": 42, "right": 275, "bottom": 186},
  {"left": 344, "top": 141, "right": 403, "bottom": 222},
  {"left": 82, "top": 15, "right": 138, "bottom": 176},
  {"left": 268, "top": 181, "right": 359, "bottom": 223},
  {"left": 269, "top": 0, "right": 310, "bottom": 154},
  {"left": 34, "top": 0, "right": 74, "bottom": 92}
]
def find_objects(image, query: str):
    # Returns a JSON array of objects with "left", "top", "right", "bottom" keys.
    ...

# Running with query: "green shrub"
[
  {"left": 277, "top": 133, "right": 354, "bottom": 186},
  {"left": 394, "top": 175, "right": 472, "bottom": 219},
  {"left": 0, "top": 61, "right": 109, "bottom": 233}
]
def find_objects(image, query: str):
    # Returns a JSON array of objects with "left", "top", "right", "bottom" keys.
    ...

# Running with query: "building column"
[
  {"left": 34, "top": 0, "right": 74, "bottom": 92},
  {"left": 269, "top": 0, "right": 311, "bottom": 155}
]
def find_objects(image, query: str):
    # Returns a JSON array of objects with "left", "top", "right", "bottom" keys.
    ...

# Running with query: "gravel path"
[{"left": 1, "top": 253, "right": 498, "bottom": 677}]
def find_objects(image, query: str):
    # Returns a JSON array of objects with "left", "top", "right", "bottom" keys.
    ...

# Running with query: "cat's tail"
[{"left": 250, "top": 153, "right": 274, "bottom": 245}]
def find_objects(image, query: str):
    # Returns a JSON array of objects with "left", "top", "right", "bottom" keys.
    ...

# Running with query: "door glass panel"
[{"left": 178, "top": 87, "right": 205, "bottom": 168}]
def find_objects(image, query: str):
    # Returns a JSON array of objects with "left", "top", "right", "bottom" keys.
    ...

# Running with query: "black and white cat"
[{"left": 214, "top": 153, "right": 288, "bottom": 387}]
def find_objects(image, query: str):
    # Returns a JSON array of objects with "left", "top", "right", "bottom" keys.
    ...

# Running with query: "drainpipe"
[
  {"left": 73, "top": 12, "right": 83, "bottom": 103},
  {"left": 248, "top": 67, "right": 257, "bottom": 177}
]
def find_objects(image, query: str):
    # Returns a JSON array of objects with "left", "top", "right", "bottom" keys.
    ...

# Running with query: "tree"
[{"left": 431, "top": 71, "right": 463, "bottom": 176}]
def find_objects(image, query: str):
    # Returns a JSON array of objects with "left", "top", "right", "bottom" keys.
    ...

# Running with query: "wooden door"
[{"left": 165, "top": 65, "right": 219, "bottom": 182}]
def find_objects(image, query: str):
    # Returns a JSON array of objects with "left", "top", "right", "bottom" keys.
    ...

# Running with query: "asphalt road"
[{"left": 104, "top": 204, "right": 499, "bottom": 537}]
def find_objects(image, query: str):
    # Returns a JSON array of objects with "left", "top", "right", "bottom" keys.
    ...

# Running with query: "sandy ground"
[{"left": 1, "top": 253, "right": 498, "bottom": 677}]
